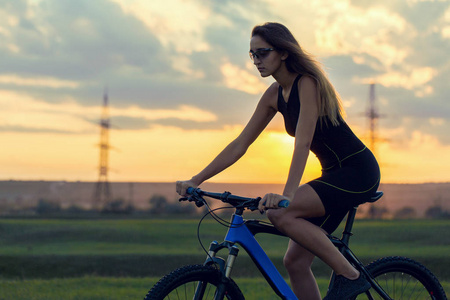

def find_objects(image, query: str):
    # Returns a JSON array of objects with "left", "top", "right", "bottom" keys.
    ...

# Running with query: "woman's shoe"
[{"left": 323, "top": 274, "right": 371, "bottom": 300}]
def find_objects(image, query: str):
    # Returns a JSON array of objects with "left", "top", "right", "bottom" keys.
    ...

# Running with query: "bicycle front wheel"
[
  {"left": 145, "top": 264, "right": 244, "bottom": 300},
  {"left": 356, "top": 256, "right": 447, "bottom": 300}
]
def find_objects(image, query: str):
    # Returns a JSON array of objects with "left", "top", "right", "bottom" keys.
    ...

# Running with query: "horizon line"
[{"left": 1, "top": 179, "right": 450, "bottom": 185}]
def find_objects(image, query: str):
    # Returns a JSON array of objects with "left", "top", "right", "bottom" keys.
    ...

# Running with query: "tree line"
[{"left": 2, "top": 194, "right": 449, "bottom": 219}]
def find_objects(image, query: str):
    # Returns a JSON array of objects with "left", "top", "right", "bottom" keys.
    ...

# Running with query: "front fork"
[
  {"left": 205, "top": 240, "right": 240, "bottom": 277},
  {"left": 194, "top": 241, "right": 240, "bottom": 300}
]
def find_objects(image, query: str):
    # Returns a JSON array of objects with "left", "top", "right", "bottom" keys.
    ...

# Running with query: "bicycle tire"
[
  {"left": 144, "top": 264, "right": 245, "bottom": 300},
  {"left": 355, "top": 256, "right": 447, "bottom": 300}
]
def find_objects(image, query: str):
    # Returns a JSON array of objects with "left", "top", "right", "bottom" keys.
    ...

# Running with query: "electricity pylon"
[
  {"left": 93, "top": 89, "right": 112, "bottom": 210},
  {"left": 366, "top": 82, "right": 380, "bottom": 157}
]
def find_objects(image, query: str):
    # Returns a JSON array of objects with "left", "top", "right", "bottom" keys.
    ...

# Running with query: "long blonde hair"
[{"left": 252, "top": 22, "right": 344, "bottom": 126}]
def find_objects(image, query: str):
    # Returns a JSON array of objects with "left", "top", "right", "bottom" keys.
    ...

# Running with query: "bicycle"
[{"left": 145, "top": 188, "right": 447, "bottom": 300}]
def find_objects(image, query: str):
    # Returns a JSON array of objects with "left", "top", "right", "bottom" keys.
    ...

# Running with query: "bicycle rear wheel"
[
  {"left": 145, "top": 264, "right": 244, "bottom": 300},
  {"left": 356, "top": 256, "right": 447, "bottom": 300}
]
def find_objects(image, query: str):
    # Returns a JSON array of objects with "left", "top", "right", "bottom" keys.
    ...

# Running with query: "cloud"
[
  {"left": 0, "top": 74, "right": 79, "bottom": 88},
  {"left": 110, "top": 105, "right": 217, "bottom": 123},
  {"left": 0, "top": 89, "right": 218, "bottom": 133},
  {"left": 110, "top": 0, "right": 213, "bottom": 54},
  {"left": 355, "top": 67, "right": 438, "bottom": 97},
  {"left": 0, "top": 0, "right": 449, "bottom": 146},
  {"left": 0, "top": 0, "right": 272, "bottom": 131},
  {"left": 220, "top": 62, "right": 268, "bottom": 95},
  {"left": 0, "top": 0, "right": 170, "bottom": 81}
]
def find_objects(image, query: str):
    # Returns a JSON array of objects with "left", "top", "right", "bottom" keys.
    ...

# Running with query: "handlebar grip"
[
  {"left": 262, "top": 199, "right": 290, "bottom": 208},
  {"left": 186, "top": 187, "right": 194, "bottom": 195},
  {"left": 278, "top": 200, "right": 290, "bottom": 208}
]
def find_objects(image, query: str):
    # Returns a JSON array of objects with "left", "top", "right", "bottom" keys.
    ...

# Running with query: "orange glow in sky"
[{"left": 1, "top": 107, "right": 449, "bottom": 184}]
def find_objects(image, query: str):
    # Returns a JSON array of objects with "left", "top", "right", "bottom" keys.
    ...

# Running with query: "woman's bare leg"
[
  {"left": 284, "top": 239, "right": 321, "bottom": 300},
  {"left": 267, "top": 184, "right": 360, "bottom": 280}
]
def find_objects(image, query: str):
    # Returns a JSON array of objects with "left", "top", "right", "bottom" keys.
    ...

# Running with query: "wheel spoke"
[
  {"left": 383, "top": 273, "right": 389, "bottom": 298},
  {"left": 393, "top": 272, "right": 396, "bottom": 299},
  {"left": 205, "top": 283, "right": 211, "bottom": 299},
  {"left": 400, "top": 272, "right": 404, "bottom": 300}
]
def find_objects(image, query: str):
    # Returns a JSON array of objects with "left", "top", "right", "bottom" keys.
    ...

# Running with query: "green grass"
[
  {"left": 0, "top": 217, "right": 448, "bottom": 298},
  {"left": 1, "top": 218, "right": 448, "bottom": 257},
  {"left": 0, "top": 218, "right": 214, "bottom": 255},
  {"left": 0, "top": 276, "right": 448, "bottom": 300},
  {"left": 0, "top": 276, "right": 151, "bottom": 300}
]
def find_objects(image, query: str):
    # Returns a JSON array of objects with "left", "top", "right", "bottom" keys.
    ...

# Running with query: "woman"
[{"left": 176, "top": 22, "right": 380, "bottom": 300}]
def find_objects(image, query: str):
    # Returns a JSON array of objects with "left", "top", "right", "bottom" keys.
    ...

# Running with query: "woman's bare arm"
[{"left": 176, "top": 83, "right": 278, "bottom": 195}]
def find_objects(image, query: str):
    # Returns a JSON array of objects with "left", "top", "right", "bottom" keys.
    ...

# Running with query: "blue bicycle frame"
[{"left": 212, "top": 213, "right": 298, "bottom": 300}]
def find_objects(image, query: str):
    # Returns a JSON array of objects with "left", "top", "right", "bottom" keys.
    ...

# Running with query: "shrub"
[
  {"left": 149, "top": 195, "right": 168, "bottom": 214},
  {"left": 36, "top": 198, "right": 61, "bottom": 214},
  {"left": 365, "top": 204, "right": 389, "bottom": 219},
  {"left": 394, "top": 207, "right": 417, "bottom": 219},
  {"left": 102, "top": 198, "right": 134, "bottom": 214},
  {"left": 425, "top": 205, "right": 450, "bottom": 219}
]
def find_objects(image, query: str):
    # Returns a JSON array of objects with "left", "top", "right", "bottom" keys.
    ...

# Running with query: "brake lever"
[
  {"left": 194, "top": 197, "right": 205, "bottom": 207},
  {"left": 246, "top": 197, "right": 262, "bottom": 212},
  {"left": 179, "top": 195, "right": 205, "bottom": 208}
]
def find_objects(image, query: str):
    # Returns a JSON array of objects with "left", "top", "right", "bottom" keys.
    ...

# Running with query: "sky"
[{"left": 1, "top": 0, "right": 449, "bottom": 184}]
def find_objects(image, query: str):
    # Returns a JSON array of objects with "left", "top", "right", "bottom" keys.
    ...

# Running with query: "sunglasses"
[{"left": 249, "top": 48, "right": 275, "bottom": 61}]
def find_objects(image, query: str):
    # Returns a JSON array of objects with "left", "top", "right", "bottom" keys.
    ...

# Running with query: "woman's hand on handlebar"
[
  {"left": 258, "top": 193, "right": 291, "bottom": 212},
  {"left": 176, "top": 180, "right": 198, "bottom": 196}
]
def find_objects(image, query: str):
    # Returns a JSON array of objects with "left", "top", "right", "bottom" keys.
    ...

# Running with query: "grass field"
[
  {"left": 0, "top": 216, "right": 448, "bottom": 299},
  {"left": 0, "top": 276, "right": 341, "bottom": 299},
  {"left": 0, "top": 275, "right": 449, "bottom": 299}
]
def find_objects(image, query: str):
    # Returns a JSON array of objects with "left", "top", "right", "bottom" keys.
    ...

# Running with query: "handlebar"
[{"left": 180, "top": 187, "right": 289, "bottom": 211}]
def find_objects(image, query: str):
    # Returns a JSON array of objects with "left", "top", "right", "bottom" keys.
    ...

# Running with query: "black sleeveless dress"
[{"left": 278, "top": 75, "right": 380, "bottom": 234}]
